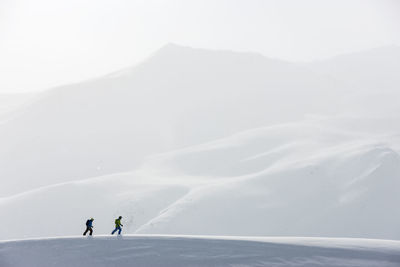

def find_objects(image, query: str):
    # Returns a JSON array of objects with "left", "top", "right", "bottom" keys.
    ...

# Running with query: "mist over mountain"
[
  {"left": 308, "top": 45, "right": 400, "bottom": 92},
  {"left": 0, "top": 92, "right": 37, "bottom": 119},
  {"left": 2, "top": 0, "right": 400, "bottom": 265},
  {"left": 1, "top": 44, "right": 399, "bottom": 195},
  {"left": 306, "top": 46, "right": 400, "bottom": 117},
  {"left": 0, "top": 44, "right": 357, "bottom": 195}
]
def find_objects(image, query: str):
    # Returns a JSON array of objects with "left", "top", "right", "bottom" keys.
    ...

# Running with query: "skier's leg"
[
  {"left": 83, "top": 227, "right": 89, "bottom": 236},
  {"left": 89, "top": 228, "right": 93, "bottom": 236},
  {"left": 111, "top": 228, "right": 117, "bottom": 235},
  {"left": 118, "top": 227, "right": 122, "bottom": 235}
]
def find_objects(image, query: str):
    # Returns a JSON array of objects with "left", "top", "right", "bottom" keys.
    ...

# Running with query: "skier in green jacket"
[{"left": 111, "top": 216, "right": 123, "bottom": 235}]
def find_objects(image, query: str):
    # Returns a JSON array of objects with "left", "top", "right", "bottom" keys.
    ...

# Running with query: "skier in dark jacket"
[
  {"left": 83, "top": 218, "right": 94, "bottom": 236},
  {"left": 111, "top": 216, "right": 123, "bottom": 235}
]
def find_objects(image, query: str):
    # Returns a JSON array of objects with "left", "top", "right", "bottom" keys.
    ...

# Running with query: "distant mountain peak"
[
  {"left": 160, "top": 42, "right": 190, "bottom": 50},
  {"left": 150, "top": 43, "right": 290, "bottom": 67},
  {"left": 153, "top": 43, "right": 195, "bottom": 55}
]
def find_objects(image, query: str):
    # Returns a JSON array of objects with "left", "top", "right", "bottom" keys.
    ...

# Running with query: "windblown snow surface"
[
  {"left": 1, "top": 235, "right": 400, "bottom": 267},
  {"left": 1, "top": 119, "right": 400, "bottom": 240}
]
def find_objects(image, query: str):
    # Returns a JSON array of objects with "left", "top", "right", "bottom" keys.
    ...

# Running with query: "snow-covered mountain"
[
  {"left": 1, "top": 44, "right": 399, "bottom": 196},
  {"left": 0, "top": 44, "right": 349, "bottom": 195},
  {"left": 1, "top": 235, "right": 400, "bottom": 267},
  {"left": 1, "top": 119, "right": 400, "bottom": 240},
  {"left": 0, "top": 44, "right": 399, "bottom": 242}
]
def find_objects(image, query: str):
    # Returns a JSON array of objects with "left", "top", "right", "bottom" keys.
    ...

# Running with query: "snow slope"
[
  {"left": 1, "top": 43, "right": 344, "bottom": 195},
  {"left": 0, "top": 45, "right": 399, "bottom": 196},
  {"left": 135, "top": 121, "right": 400, "bottom": 239},
  {"left": 1, "top": 235, "right": 400, "bottom": 267},
  {"left": 2, "top": 44, "right": 393, "bottom": 196},
  {"left": 1, "top": 119, "right": 400, "bottom": 240}
]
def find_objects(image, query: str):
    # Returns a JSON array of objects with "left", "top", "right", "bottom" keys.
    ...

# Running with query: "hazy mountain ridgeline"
[{"left": 0, "top": 44, "right": 357, "bottom": 195}]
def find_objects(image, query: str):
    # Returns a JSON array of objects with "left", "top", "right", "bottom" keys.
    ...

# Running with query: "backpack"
[{"left": 86, "top": 220, "right": 90, "bottom": 226}]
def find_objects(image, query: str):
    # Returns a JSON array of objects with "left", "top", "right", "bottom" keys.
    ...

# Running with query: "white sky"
[{"left": 0, "top": 0, "right": 399, "bottom": 93}]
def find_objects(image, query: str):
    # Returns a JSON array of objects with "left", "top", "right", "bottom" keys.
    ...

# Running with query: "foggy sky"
[{"left": 1, "top": 0, "right": 399, "bottom": 93}]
